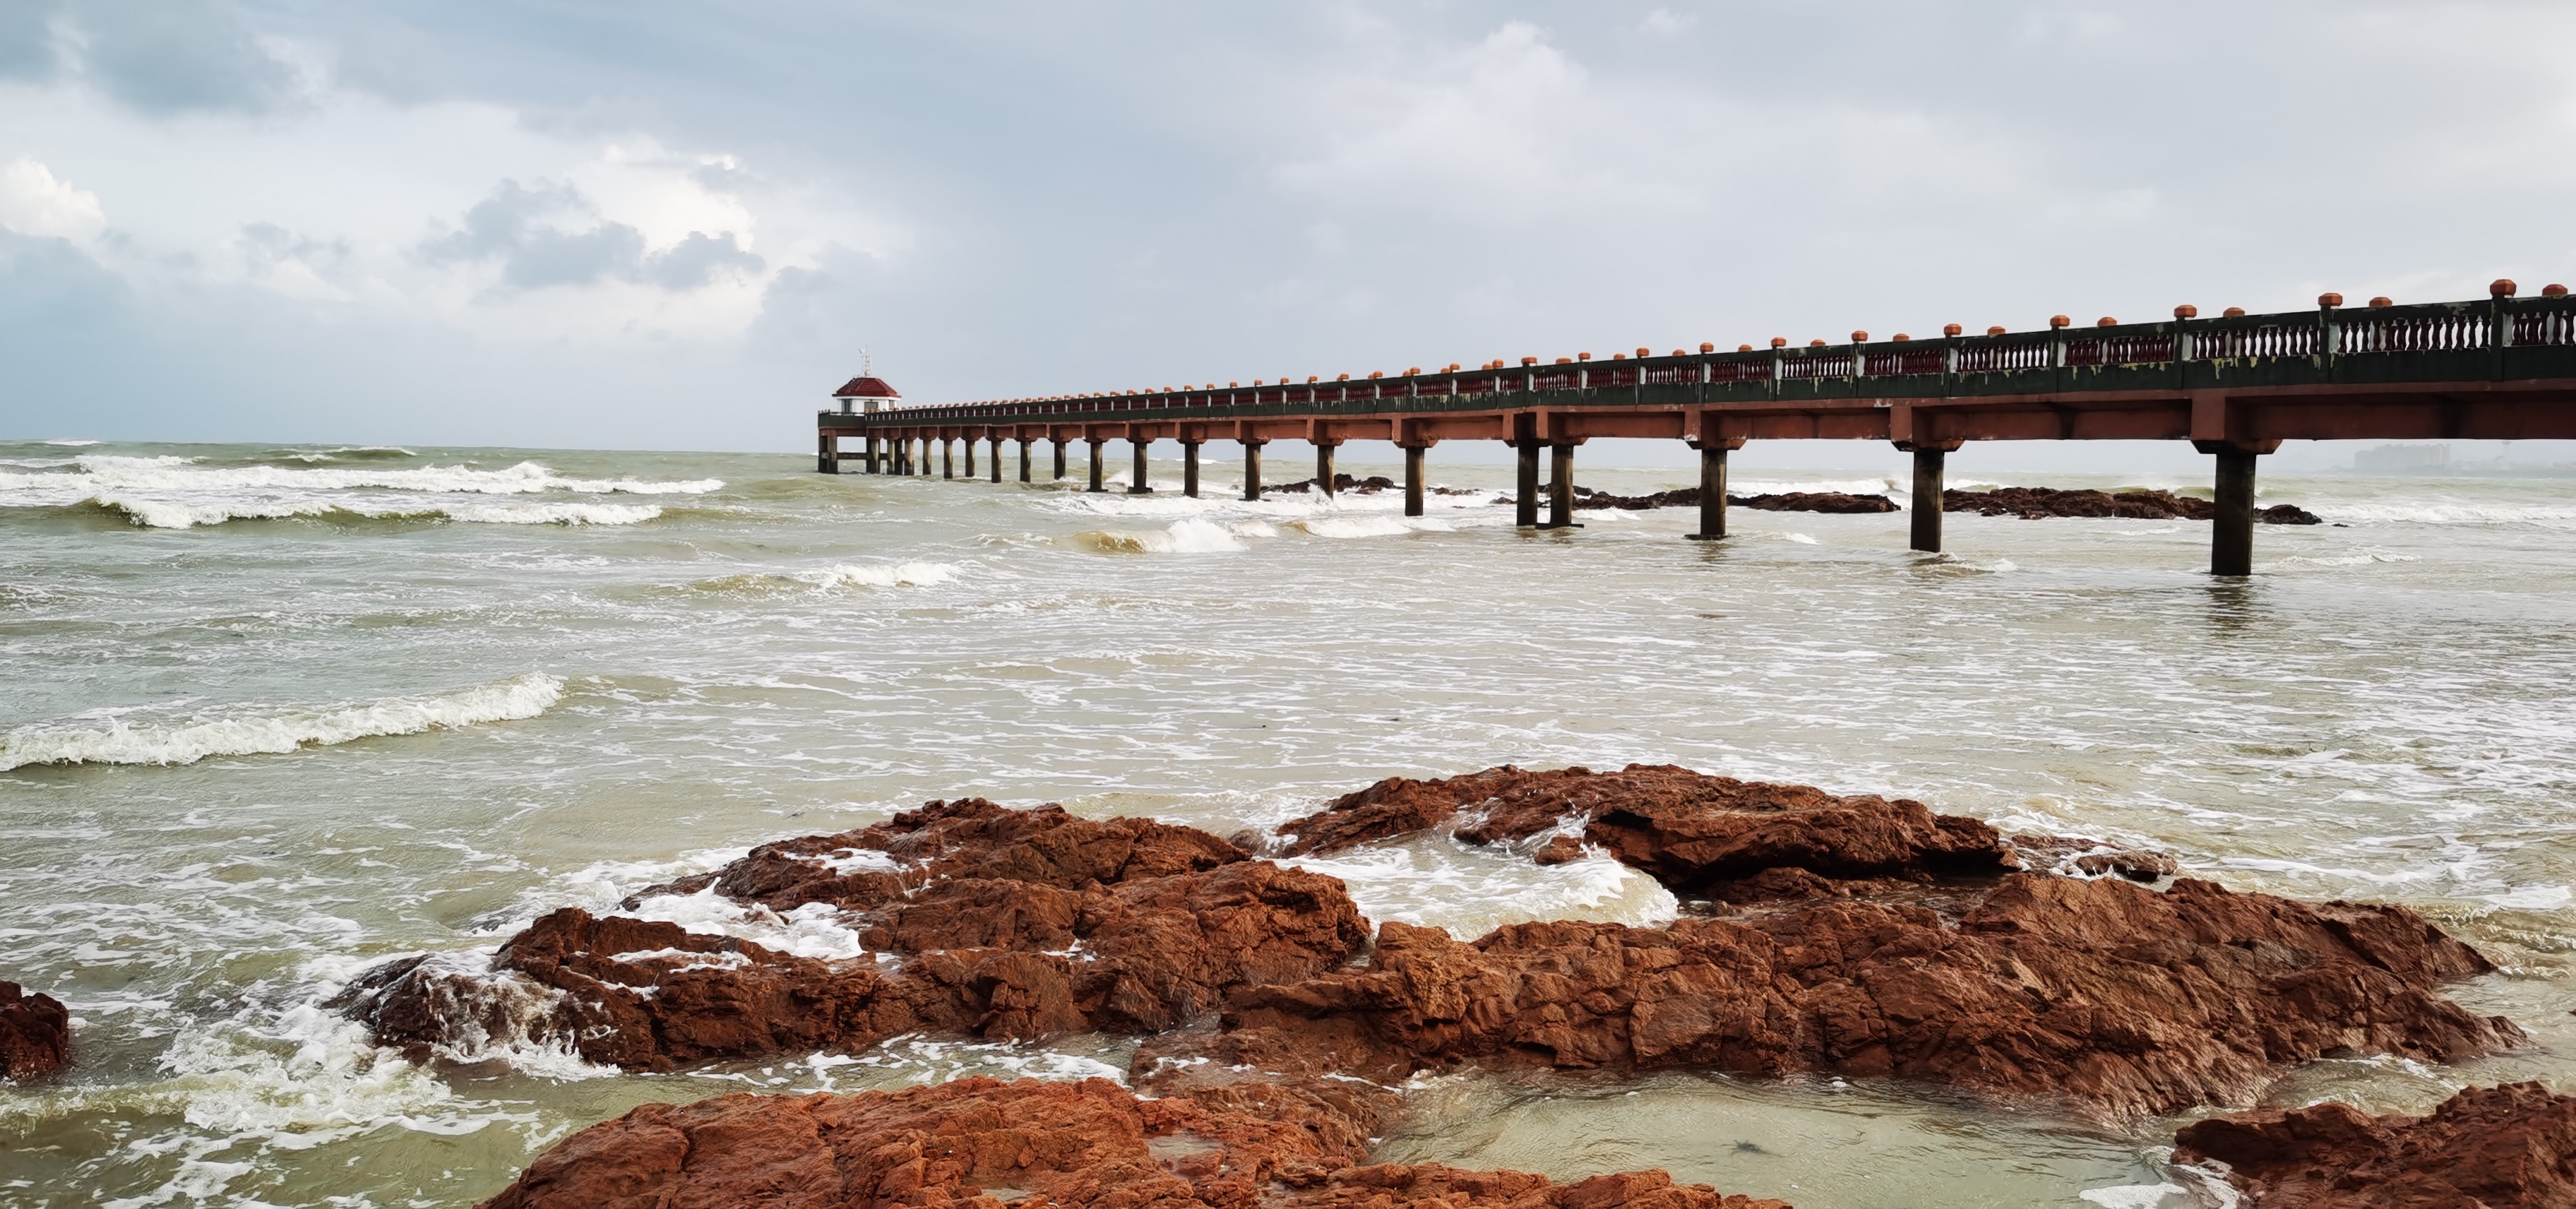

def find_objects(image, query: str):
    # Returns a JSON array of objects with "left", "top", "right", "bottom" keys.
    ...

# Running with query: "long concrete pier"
[{"left": 821, "top": 283, "right": 2576, "bottom": 573}]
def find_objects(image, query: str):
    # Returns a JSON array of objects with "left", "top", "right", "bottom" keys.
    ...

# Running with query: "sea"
[{"left": 4, "top": 438, "right": 2575, "bottom": 1208}]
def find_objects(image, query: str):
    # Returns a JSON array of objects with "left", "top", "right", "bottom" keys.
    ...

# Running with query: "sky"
[{"left": 6, "top": 1, "right": 2576, "bottom": 461}]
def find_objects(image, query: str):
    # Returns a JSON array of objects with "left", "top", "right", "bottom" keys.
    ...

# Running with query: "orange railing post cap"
[
  {"left": 2049, "top": 314, "right": 2071, "bottom": 328},
  {"left": 2546, "top": 284, "right": 2570, "bottom": 298},
  {"left": 2096, "top": 316, "right": 2116, "bottom": 327},
  {"left": 2224, "top": 306, "right": 2247, "bottom": 317},
  {"left": 1699, "top": 342, "right": 1715, "bottom": 352},
  {"left": 2491, "top": 278, "right": 2518, "bottom": 297},
  {"left": 1943, "top": 323, "right": 1963, "bottom": 336},
  {"left": 2174, "top": 304, "right": 2198, "bottom": 318},
  {"left": 1850, "top": 330, "right": 1868, "bottom": 343},
  {"left": 2368, "top": 297, "right": 2392, "bottom": 309},
  {"left": 1985, "top": 326, "right": 2006, "bottom": 336},
  {"left": 1769, "top": 337, "right": 1788, "bottom": 348},
  {"left": 2316, "top": 293, "right": 2342, "bottom": 307}
]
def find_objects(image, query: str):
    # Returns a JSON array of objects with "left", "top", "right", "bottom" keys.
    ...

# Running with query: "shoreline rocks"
[
  {"left": 0, "top": 980, "right": 68, "bottom": 1080},
  {"left": 345, "top": 799, "right": 1367, "bottom": 1070},
  {"left": 475, "top": 1075, "right": 1791, "bottom": 1209},
  {"left": 1944, "top": 486, "right": 2323, "bottom": 525},
  {"left": 358, "top": 768, "right": 2518, "bottom": 1130},
  {"left": 2176, "top": 1081, "right": 2576, "bottom": 1205}
]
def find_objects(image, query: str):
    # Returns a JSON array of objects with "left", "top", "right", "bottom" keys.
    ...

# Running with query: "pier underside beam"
[
  {"left": 1242, "top": 441, "right": 1265, "bottom": 501},
  {"left": 1182, "top": 441, "right": 1200, "bottom": 498},
  {"left": 1402, "top": 445, "right": 1426, "bottom": 517},
  {"left": 1128, "top": 439, "right": 1152, "bottom": 494},
  {"left": 1087, "top": 439, "right": 1106, "bottom": 493}
]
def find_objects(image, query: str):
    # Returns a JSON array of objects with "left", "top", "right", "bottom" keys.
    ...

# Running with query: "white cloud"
[{"left": 0, "top": 156, "right": 104, "bottom": 240}]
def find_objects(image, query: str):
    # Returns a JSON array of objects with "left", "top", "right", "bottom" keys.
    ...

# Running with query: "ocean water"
[{"left": 3, "top": 438, "right": 2575, "bottom": 1208}]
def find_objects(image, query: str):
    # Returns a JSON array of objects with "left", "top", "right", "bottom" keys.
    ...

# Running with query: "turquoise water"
[{"left": 4, "top": 439, "right": 2574, "bottom": 1207}]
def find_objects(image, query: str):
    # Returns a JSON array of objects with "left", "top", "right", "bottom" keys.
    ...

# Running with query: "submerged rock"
[
  {"left": 350, "top": 799, "right": 1367, "bottom": 1070},
  {"left": 1944, "top": 486, "right": 2324, "bottom": 525},
  {"left": 0, "top": 980, "right": 68, "bottom": 1080},
  {"left": 2174, "top": 1081, "right": 2576, "bottom": 1205},
  {"left": 475, "top": 1075, "right": 1791, "bottom": 1209},
  {"left": 1275, "top": 764, "right": 2019, "bottom": 894},
  {"left": 1155, "top": 874, "right": 2517, "bottom": 1121}
]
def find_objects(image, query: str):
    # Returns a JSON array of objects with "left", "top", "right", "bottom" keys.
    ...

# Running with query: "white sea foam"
[
  {"left": 1297, "top": 516, "right": 1417, "bottom": 539},
  {"left": 59, "top": 455, "right": 722, "bottom": 496},
  {"left": 83, "top": 494, "right": 660, "bottom": 528},
  {"left": 2276, "top": 550, "right": 2422, "bottom": 567},
  {"left": 2314, "top": 501, "right": 2576, "bottom": 527},
  {"left": 0, "top": 672, "right": 566, "bottom": 770},
  {"left": 42, "top": 438, "right": 101, "bottom": 446},
  {"left": 808, "top": 561, "right": 962, "bottom": 589},
  {"left": 1280, "top": 838, "right": 1678, "bottom": 939},
  {"left": 622, "top": 886, "right": 876, "bottom": 961}
]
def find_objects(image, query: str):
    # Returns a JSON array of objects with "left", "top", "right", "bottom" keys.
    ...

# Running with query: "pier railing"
[{"left": 840, "top": 287, "right": 2576, "bottom": 424}]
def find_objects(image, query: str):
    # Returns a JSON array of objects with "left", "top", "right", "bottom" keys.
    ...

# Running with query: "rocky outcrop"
[
  {"left": 1944, "top": 487, "right": 2323, "bottom": 525},
  {"left": 0, "top": 981, "right": 68, "bottom": 1080},
  {"left": 1561, "top": 487, "right": 1898, "bottom": 514},
  {"left": 1145, "top": 872, "right": 2517, "bottom": 1122},
  {"left": 2174, "top": 1081, "right": 2576, "bottom": 1205},
  {"left": 1275, "top": 764, "right": 2020, "bottom": 895},
  {"left": 477, "top": 1076, "right": 1791, "bottom": 1209},
  {"left": 348, "top": 799, "right": 1368, "bottom": 1070}
]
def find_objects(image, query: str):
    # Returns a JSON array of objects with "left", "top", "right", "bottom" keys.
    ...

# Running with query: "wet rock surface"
[
  {"left": 477, "top": 1075, "right": 1791, "bottom": 1209},
  {"left": 1944, "top": 486, "right": 2324, "bottom": 525},
  {"left": 1561, "top": 487, "right": 1899, "bottom": 514},
  {"left": 0, "top": 980, "right": 68, "bottom": 1080},
  {"left": 360, "top": 768, "right": 2517, "bottom": 1138},
  {"left": 1275, "top": 764, "right": 2020, "bottom": 894},
  {"left": 2175, "top": 1081, "right": 2576, "bottom": 1206},
  {"left": 350, "top": 799, "right": 1368, "bottom": 1070},
  {"left": 1150, "top": 871, "right": 2515, "bottom": 1122}
]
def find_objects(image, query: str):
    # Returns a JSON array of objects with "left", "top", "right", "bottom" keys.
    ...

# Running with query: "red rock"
[
  {"left": 352, "top": 802, "right": 1368, "bottom": 1070},
  {"left": 0, "top": 981, "right": 68, "bottom": 1080},
  {"left": 2174, "top": 1081, "right": 2576, "bottom": 1206},
  {"left": 1276, "top": 765, "right": 2018, "bottom": 893},
  {"left": 475, "top": 1076, "right": 1792, "bottom": 1209},
  {"left": 1151, "top": 874, "right": 2517, "bottom": 1121},
  {"left": 1943, "top": 486, "right": 2323, "bottom": 525}
]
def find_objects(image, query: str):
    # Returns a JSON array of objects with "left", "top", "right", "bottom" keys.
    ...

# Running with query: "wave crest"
[{"left": 0, "top": 672, "right": 566, "bottom": 770}]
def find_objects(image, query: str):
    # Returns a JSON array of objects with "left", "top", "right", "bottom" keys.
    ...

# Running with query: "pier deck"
[{"left": 819, "top": 285, "right": 2576, "bottom": 573}]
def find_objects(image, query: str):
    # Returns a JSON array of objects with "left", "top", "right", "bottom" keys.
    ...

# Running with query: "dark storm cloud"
[
  {"left": 3, "top": 0, "right": 295, "bottom": 113},
  {"left": 420, "top": 179, "right": 763, "bottom": 292}
]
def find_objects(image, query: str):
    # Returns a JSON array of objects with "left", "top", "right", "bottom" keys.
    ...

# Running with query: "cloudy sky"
[{"left": 5, "top": 1, "right": 2575, "bottom": 453}]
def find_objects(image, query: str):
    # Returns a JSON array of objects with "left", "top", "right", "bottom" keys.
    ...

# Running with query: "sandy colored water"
[{"left": 4, "top": 439, "right": 2575, "bottom": 1207}]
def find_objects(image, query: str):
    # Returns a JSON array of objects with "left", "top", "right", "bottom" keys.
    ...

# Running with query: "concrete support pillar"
[
  {"left": 1689, "top": 445, "right": 1730, "bottom": 540},
  {"left": 1402, "top": 446, "right": 1426, "bottom": 517},
  {"left": 963, "top": 438, "right": 976, "bottom": 479},
  {"left": 1182, "top": 442, "right": 1201, "bottom": 498},
  {"left": 2211, "top": 446, "right": 2258, "bottom": 576},
  {"left": 861, "top": 435, "right": 877, "bottom": 474},
  {"left": 1128, "top": 439, "right": 1152, "bottom": 494},
  {"left": 1909, "top": 447, "right": 1945, "bottom": 552},
  {"left": 1052, "top": 439, "right": 1068, "bottom": 481},
  {"left": 1546, "top": 444, "right": 1575, "bottom": 530},
  {"left": 989, "top": 437, "right": 1002, "bottom": 483},
  {"left": 943, "top": 439, "right": 955, "bottom": 480},
  {"left": 893, "top": 439, "right": 907, "bottom": 476},
  {"left": 1316, "top": 443, "right": 1337, "bottom": 496},
  {"left": 1087, "top": 439, "right": 1106, "bottom": 492},
  {"left": 1018, "top": 439, "right": 1033, "bottom": 484},
  {"left": 818, "top": 431, "right": 836, "bottom": 474},
  {"left": 1514, "top": 441, "right": 1541, "bottom": 528},
  {"left": 1242, "top": 442, "right": 1265, "bottom": 501}
]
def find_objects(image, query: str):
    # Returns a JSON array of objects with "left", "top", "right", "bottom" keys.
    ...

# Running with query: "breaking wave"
[
  {"left": 0, "top": 672, "right": 566, "bottom": 770},
  {"left": 85, "top": 496, "right": 662, "bottom": 529},
  {"left": 1068, "top": 518, "right": 1259, "bottom": 553},
  {"left": 39, "top": 455, "right": 722, "bottom": 496}
]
